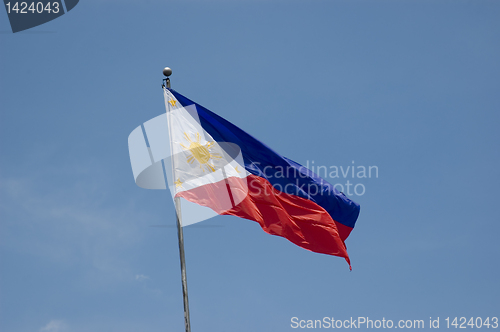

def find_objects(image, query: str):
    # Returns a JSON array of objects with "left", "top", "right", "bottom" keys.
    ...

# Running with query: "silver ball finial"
[{"left": 163, "top": 67, "right": 172, "bottom": 77}]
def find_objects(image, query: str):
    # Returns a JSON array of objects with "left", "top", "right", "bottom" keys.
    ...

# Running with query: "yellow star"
[
  {"left": 169, "top": 99, "right": 177, "bottom": 107},
  {"left": 174, "top": 178, "right": 183, "bottom": 188}
]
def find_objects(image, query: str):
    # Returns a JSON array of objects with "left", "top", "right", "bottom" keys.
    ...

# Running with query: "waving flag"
[{"left": 129, "top": 88, "right": 360, "bottom": 268}]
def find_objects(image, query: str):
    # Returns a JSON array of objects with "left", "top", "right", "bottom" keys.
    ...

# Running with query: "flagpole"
[{"left": 163, "top": 67, "right": 192, "bottom": 332}]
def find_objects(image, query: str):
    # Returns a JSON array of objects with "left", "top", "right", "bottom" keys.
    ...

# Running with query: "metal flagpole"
[{"left": 162, "top": 67, "right": 192, "bottom": 332}]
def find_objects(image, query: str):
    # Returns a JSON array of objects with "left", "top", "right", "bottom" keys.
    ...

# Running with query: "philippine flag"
[{"left": 129, "top": 88, "right": 360, "bottom": 268}]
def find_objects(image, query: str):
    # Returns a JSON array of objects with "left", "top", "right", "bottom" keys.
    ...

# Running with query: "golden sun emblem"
[{"left": 180, "top": 132, "right": 222, "bottom": 172}]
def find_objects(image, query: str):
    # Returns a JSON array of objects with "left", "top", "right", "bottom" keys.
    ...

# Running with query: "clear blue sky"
[{"left": 1, "top": 1, "right": 499, "bottom": 331}]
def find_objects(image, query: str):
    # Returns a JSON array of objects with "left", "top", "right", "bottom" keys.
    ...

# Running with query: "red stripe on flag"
[{"left": 176, "top": 174, "right": 351, "bottom": 268}]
